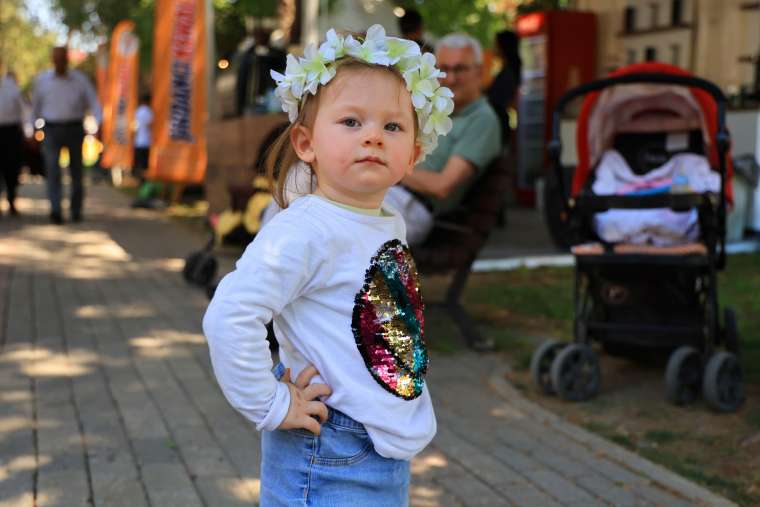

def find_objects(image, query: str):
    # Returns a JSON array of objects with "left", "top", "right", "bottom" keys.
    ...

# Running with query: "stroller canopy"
[{"left": 572, "top": 62, "right": 733, "bottom": 203}]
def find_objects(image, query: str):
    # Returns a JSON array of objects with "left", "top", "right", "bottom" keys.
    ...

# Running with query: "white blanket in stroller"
[{"left": 592, "top": 150, "right": 720, "bottom": 246}]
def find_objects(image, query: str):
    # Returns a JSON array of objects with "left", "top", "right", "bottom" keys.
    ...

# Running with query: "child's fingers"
[
  {"left": 307, "top": 400, "right": 329, "bottom": 424},
  {"left": 301, "top": 414, "right": 323, "bottom": 435},
  {"left": 302, "top": 383, "right": 332, "bottom": 400},
  {"left": 294, "top": 365, "right": 320, "bottom": 388}
]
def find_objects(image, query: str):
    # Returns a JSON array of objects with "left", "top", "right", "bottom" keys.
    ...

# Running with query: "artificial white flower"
[
  {"left": 430, "top": 86, "right": 454, "bottom": 112},
  {"left": 423, "top": 108, "right": 454, "bottom": 137},
  {"left": 346, "top": 25, "right": 390, "bottom": 65},
  {"left": 403, "top": 69, "right": 436, "bottom": 110},
  {"left": 271, "top": 54, "right": 306, "bottom": 97},
  {"left": 274, "top": 85, "right": 300, "bottom": 122},
  {"left": 301, "top": 43, "right": 336, "bottom": 94},
  {"left": 385, "top": 37, "right": 420, "bottom": 65},
  {"left": 319, "top": 29, "right": 347, "bottom": 60}
]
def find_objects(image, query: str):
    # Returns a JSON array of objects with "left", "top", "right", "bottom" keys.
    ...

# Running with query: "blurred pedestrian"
[
  {"left": 486, "top": 30, "right": 521, "bottom": 144},
  {"left": 0, "top": 63, "right": 25, "bottom": 216},
  {"left": 32, "top": 46, "right": 102, "bottom": 224},
  {"left": 133, "top": 93, "right": 152, "bottom": 182},
  {"left": 398, "top": 8, "right": 434, "bottom": 54}
]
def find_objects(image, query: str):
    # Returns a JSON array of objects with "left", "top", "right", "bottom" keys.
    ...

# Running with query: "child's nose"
[{"left": 363, "top": 129, "right": 383, "bottom": 146}]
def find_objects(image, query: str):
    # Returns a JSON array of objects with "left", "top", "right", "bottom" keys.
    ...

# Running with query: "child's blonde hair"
[{"left": 264, "top": 57, "right": 419, "bottom": 208}]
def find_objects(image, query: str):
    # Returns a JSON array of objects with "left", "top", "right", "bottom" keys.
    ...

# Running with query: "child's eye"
[
  {"left": 385, "top": 122, "right": 402, "bottom": 132},
  {"left": 341, "top": 118, "right": 359, "bottom": 127}
]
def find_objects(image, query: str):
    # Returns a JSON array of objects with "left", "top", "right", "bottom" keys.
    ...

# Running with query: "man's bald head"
[{"left": 52, "top": 47, "right": 68, "bottom": 75}]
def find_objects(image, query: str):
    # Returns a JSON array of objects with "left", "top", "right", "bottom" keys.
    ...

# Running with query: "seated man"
[{"left": 384, "top": 32, "right": 502, "bottom": 245}]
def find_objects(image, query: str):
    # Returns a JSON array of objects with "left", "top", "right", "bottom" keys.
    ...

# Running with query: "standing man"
[
  {"left": 0, "top": 61, "right": 26, "bottom": 216},
  {"left": 33, "top": 46, "right": 102, "bottom": 224},
  {"left": 385, "top": 33, "right": 502, "bottom": 244}
]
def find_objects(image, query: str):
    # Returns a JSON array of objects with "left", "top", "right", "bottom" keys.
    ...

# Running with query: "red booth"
[{"left": 515, "top": 10, "right": 597, "bottom": 206}]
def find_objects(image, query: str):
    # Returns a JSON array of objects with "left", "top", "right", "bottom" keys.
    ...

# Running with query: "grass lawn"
[{"left": 423, "top": 253, "right": 760, "bottom": 506}]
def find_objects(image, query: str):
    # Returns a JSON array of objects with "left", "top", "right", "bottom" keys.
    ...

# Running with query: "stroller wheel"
[
  {"left": 550, "top": 344, "right": 601, "bottom": 402},
  {"left": 530, "top": 340, "right": 564, "bottom": 395},
  {"left": 665, "top": 346, "right": 701, "bottom": 405},
  {"left": 723, "top": 308, "right": 739, "bottom": 355},
  {"left": 703, "top": 351, "right": 745, "bottom": 413}
]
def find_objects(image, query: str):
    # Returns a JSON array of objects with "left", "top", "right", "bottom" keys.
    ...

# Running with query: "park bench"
[{"left": 412, "top": 154, "right": 511, "bottom": 352}]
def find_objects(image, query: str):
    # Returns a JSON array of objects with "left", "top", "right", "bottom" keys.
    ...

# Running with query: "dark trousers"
[
  {"left": 0, "top": 123, "right": 23, "bottom": 206},
  {"left": 42, "top": 121, "right": 85, "bottom": 216}
]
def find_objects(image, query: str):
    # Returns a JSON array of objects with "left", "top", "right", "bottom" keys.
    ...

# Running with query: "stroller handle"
[{"left": 548, "top": 72, "right": 730, "bottom": 269}]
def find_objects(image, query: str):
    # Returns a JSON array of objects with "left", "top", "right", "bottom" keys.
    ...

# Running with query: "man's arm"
[
  {"left": 402, "top": 155, "right": 476, "bottom": 200},
  {"left": 79, "top": 72, "right": 102, "bottom": 125},
  {"left": 31, "top": 75, "right": 42, "bottom": 125}
]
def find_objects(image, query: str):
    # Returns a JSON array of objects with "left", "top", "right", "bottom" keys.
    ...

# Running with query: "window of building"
[
  {"left": 670, "top": 44, "right": 680, "bottom": 66},
  {"left": 650, "top": 3, "right": 660, "bottom": 28},
  {"left": 671, "top": 0, "right": 683, "bottom": 25},
  {"left": 645, "top": 47, "right": 657, "bottom": 61},
  {"left": 624, "top": 6, "right": 636, "bottom": 33}
]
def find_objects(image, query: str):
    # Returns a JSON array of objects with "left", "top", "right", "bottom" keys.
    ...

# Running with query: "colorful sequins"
[{"left": 352, "top": 240, "right": 428, "bottom": 399}]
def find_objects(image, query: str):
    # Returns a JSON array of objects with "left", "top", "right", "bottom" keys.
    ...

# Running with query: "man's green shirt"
[{"left": 421, "top": 96, "right": 502, "bottom": 214}]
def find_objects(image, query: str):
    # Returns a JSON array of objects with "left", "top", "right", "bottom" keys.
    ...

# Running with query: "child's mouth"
[{"left": 357, "top": 157, "right": 385, "bottom": 165}]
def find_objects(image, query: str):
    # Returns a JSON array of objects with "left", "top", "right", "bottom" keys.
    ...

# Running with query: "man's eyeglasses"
[{"left": 438, "top": 64, "right": 476, "bottom": 75}]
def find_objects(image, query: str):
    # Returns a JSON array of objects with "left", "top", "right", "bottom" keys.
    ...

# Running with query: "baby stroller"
[{"left": 530, "top": 62, "right": 745, "bottom": 413}]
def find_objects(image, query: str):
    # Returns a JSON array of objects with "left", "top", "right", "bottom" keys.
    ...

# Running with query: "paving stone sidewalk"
[{"left": 0, "top": 182, "right": 736, "bottom": 507}]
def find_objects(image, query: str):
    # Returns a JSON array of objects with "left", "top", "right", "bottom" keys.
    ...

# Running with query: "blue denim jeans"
[{"left": 260, "top": 364, "right": 410, "bottom": 506}]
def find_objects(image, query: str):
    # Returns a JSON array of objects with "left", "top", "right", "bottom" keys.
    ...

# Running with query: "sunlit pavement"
[{"left": 0, "top": 179, "right": 736, "bottom": 506}]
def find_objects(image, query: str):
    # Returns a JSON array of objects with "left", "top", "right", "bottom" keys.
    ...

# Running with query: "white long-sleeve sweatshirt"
[{"left": 203, "top": 195, "right": 436, "bottom": 460}]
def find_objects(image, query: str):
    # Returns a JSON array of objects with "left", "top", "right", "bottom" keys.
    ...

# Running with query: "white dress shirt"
[
  {"left": 32, "top": 69, "right": 102, "bottom": 124},
  {"left": 0, "top": 76, "right": 24, "bottom": 126}
]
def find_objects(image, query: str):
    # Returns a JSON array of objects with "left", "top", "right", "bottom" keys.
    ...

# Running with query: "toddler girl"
[{"left": 203, "top": 25, "right": 454, "bottom": 506}]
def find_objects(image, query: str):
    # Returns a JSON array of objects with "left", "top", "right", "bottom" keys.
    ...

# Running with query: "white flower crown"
[{"left": 270, "top": 24, "right": 454, "bottom": 159}]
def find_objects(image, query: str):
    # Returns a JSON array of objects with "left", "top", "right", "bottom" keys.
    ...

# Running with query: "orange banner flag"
[
  {"left": 147, "top": 0, "right": 208, "bottom": 184},
  {"left": 101, "top": 21, "right": 140, "bottom": 169}
]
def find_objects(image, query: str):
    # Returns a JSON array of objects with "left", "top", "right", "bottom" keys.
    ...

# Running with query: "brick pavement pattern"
[{"left": 0, "top": 182, "right": 736, "bottom": 507}]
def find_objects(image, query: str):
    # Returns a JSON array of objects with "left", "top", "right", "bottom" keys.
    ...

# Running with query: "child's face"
[{"left": 292, "top": 69, "right": 421, "bottom": 208}]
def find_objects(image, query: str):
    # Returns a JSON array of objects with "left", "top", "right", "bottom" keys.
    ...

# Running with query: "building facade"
[{"left": 574, "top": 0, "right": 759, "bottom": 94}]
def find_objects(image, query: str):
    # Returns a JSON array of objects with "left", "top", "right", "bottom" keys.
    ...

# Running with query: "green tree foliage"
[
  {"left": 0, "top": 0, "right": 58, "bottom": 89},
  {"left": 48, "top": 0, "right": 274, "bottom": 79},
  {"left": 394, "top": 0, "right": 507, "bottom": 48}
]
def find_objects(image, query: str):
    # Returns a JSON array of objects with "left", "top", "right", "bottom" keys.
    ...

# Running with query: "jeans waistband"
[{"left": 271, "top": 363, "right": 365, "bottom": 432}]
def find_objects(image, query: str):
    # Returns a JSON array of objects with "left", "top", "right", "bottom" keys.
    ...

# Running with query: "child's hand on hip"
[{"left": 278, "top": 365, "right": 332, "bottom": 435}]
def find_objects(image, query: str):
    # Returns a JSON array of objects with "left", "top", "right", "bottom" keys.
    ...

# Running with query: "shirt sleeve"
[
  {"left": 202, "top": 218, "right": 321, "bottom": 431},
  {"left": 31, "top": 75, "right": 42, "bottom": 124},
  {"left": 79, "top": 72, "right": 102, "bottom": 125},
  {"left": 450, "top": 106, "right": 502, "bottom": 174}
]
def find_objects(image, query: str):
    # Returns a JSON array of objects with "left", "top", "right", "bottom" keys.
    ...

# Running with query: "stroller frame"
[{"left": 531, "top": 71, "right": 745, "bottom": 412}]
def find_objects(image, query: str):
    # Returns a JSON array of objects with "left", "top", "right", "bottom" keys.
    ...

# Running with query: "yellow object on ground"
[
  {"left": 243, "top": 192, "right": 273, "bottom": 234},
  {"left": 214, "top": 210, "right": 243, "bottom": 244}
]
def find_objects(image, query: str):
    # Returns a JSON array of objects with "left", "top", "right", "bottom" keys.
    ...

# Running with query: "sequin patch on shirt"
[{"left": 352, "top": 239, "right": 428, "bottom": 399}]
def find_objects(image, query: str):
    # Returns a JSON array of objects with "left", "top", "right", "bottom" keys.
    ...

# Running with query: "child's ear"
[
  {"left": 291, "top": 124, "right": 316, "bottom": 163},
  {"left": 407, "top": 142, "right": 422, "bottom": 175}
]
